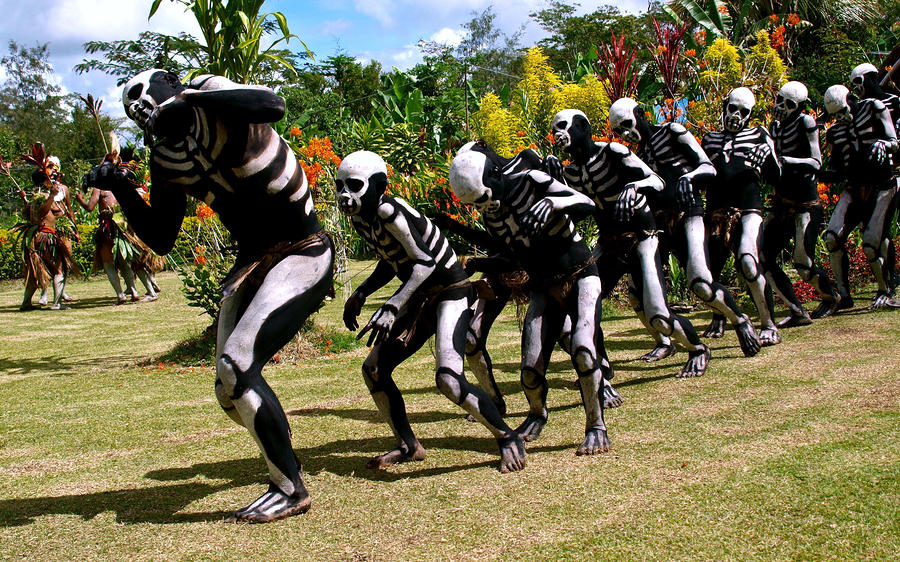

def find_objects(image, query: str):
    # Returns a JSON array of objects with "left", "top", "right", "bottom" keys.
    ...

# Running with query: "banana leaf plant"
[{"left": 149, "top": 0, "right": 309, "bottom": 84}]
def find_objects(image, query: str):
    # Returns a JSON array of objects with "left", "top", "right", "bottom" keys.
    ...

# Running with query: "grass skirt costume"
[
  {"left": 13, "top": 204, "right": 80, "bottom": 289},
  {"left": 93, "top": 208, "right": 165, "bottom": 275}
]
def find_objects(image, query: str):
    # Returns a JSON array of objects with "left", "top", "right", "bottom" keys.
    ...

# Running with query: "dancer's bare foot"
[
  {"left": 225, "top": 483, "right": 311, "bottom": 523},
  {"left": 603, "top": 381, "right": 623, "bottom": 408},
  {"left": 498, "top": 433, "right": 526, "bottom": 473},
  {"left": 677, "top": 346, "right": 710, "bottom": 378},
  {"left": 515, "top": 412, "right": 548, "bottom": 442},
  {"left": 759, "top": 327, "right": 781, "bottom": 346},
  {"left": 776, "top": 312, "right": 812, "bottom": 329},
  {"left": 734, "top": 316, "right": 760, "bottom": 357},
  {"left": 703, "top": 317, "right": 727, "bottom": 338},
  {"left": 576, "top": 428, "right": 610, "bottom": 455},
  {"left": 640, "top": 343, "right": 675, "bottom": 362},
  {"left": 366, "top": 442, "right": 426, "bottom": 469}
]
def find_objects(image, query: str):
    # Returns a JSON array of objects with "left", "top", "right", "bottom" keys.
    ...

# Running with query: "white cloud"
[
  {"left": 353, "top": 0, "right": 394, "bottom": 27},
  {"left": 429, "top": 27, "right": 463, "bottom": 48}
]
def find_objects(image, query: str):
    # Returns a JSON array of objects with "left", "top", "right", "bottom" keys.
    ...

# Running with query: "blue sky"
[{"left": 0, "top": 0, "right": 644, "bottom": 119}]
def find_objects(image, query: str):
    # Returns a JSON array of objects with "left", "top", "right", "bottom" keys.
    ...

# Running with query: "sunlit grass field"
[{"left": 0, "top": 263, "right": 897, "bottom": 560}]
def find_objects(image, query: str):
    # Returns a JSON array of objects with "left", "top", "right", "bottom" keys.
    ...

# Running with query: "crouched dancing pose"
[
  {"left": 337, "top": 151, "right": 526, "bottom": 473},
  {"left": 84, "top": 70, "right": 334, "bottom": 523},
  {"left": 606, "top": 99, "right": 760, "bottom": 358},
  {"left": 450, "top": 142, "right": 613, "bottom": 455},
  {"left": 549, "top": 109, "right": 711, "bottom": 377}
]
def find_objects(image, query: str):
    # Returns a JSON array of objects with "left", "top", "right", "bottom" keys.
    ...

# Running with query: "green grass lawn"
[{"left": 0, "top": 265, "right": 898, "bottom": 560}]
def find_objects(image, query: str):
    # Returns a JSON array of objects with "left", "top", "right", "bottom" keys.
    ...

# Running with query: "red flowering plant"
[
  {"left": 764, "top": 13, "right": 808, "bottom": 63},
  {"left": 648, "top": 18, "right": 691, "bottom": 122}
]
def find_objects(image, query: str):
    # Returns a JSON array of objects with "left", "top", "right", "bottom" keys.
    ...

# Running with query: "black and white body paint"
[
  {"left": 821, "top": 85, "right": 900, "bottom": 309},
  {"left": 449, "top": 143, "right": 613, "bottom": 455},
  {"left": 85, "top": 69, "right": 334, "bottom": 523},
  {"left": 337, "top": 151, "right": 526, "bottom": 473},
  {"left": 428, "top": 211, "right": 515, "bottom": 417},
  {"left": 549, "top": 109, "right": 711, "bottom": 377},
  {"left": 701, "top": 87, "right": 783, "bottom": 345},
  {"left": 608, "top": 98, "right": 760, "bottom": 358},
  {"left": 761, "top": 81, "right": 840, "bottom": 324},
  {"left": 850, "top": 63, "right": 900, "bottom": 292},
  {"left": 852, "top": 63, "right": 900, "bottom": 131}
]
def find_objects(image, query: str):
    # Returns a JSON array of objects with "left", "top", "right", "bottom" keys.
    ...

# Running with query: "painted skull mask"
[
  {"left": 608, "top": 98, "right": 643, "bottom": 144},
  {"left": 850, "top": 63, "right": 878, "bottom": 97},
  {"left": 723, "top": 87, "right": 755, "bottom": 133},
  {"left": 824, "top": 85, "right": 853, "bottom": 124},
  {"left": 774, "top": 81, "right": 808, "bottom": 122},
  {"left": 121, "top": 69, "right": 184, "bottom": 129},
  {"left": 448, "top": 150, "right": 505, "bottom": 213},
  {"left": 335, "top": 151, "right": 388, "bottom": 216},
  {"left": 551, "top": 109, "right": 591, "bottom": 150}
]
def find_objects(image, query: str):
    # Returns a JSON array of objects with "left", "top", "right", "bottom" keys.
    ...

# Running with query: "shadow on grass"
[
  {"left": 0, "top": 437, "right": 574, "bottom": 527},
  {"left": 0, "top": 353, "right": 136, "bottom": 377},
  {"left": 0, "top": 296, "right": 125, "bottom": 313}
]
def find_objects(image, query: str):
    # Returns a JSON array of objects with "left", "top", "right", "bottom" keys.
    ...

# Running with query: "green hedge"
[{"left": 0, "top": 223, "right": 96, "bottom": 280}]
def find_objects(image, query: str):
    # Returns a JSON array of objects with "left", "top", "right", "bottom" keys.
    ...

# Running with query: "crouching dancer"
[
  {"left": 548, "top": 109, "right": 711, "bottom": 378},
  {"left": 449, "top": 142, "right": 612, "bottom": 455},
  {"left": 84, "top": 70, "right": 334, "bottom": 523},
  {"left": 337, "top": 151, "right": 526, "bottom": 473}
]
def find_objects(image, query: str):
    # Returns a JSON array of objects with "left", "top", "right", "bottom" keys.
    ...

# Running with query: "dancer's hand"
[
  {"left": 343, "top": 290, "right": 366, "bottom": 331},
  {"left": 357, "top": 305, "right": 397, "bottom": 347},
  {"left": 615, "top": 185, "right": 638, "bottom": 222},
  {"left": 676, "top": 176, "right": 694, "bottom": 209}
]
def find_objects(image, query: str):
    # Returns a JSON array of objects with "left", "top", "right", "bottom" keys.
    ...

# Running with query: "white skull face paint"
[
  {"left": 824, "top": 85, "right": 852, "bottom": 123},
  {"left": 774, "top": 81, "right": 808, "bottom": 122},
  {"left": 723, "top": 87, "right": 755, "bottom": 132},
  {"left": 850, "top": 63, "right": 878, "bottom": 97},
  {"left": 608, "top": 98, "right": 642, "bottom": 144},
  {"left": 551, "top": 109, "right": 588, "bottom": 149},
  {"left": 449, "top": 150, "right": 503, "bottom": 213},
  {"left": 335, "top": 151, "right": 388, "bottom": 216},
  {"left": 121, "top": 69, "right": 182, "bottom": 129}
]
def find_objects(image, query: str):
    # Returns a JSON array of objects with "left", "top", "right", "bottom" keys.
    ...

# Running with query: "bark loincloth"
[
  {"left": 531, "top": 253, "right": 600, "bottom": 301},
  {"left": 705, "top": 207, "right": 743, "bottom": 249},
  {"left": 392, "top": 278, "right": 472, "bottom": 347},
  {"left": 654, "top": 209, "right": 686, "bottom": 238},
  {"left": 222, "top": 230, "right": 333, "bottom": 299},
  {"left": 768, "top": 198, "right": 821, "bottom": 222}
]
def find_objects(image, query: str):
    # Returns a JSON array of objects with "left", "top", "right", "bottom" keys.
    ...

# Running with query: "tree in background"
[
  {"left": 78, "top": 0, "right": 306, "bottom": 88},
  {"left": 456, "top": 6, "right": 524, "bottom": 94}
]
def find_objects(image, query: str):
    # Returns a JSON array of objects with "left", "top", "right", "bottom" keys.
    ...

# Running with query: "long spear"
[{"left": 79, "top": 93, "right": 110, "bottom": 155}]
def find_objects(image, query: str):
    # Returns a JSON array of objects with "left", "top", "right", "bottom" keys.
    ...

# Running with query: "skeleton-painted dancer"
[
  {"left": 821, "top": 84, "right": 900, "bottom": 309},
  {"left": 760, "top": 81, "right": 841, "bottom": 324},
  {"left": 701, "top": 87, "right": 783, "bottom": 345},
  {"left": 850, "top": 63, "right": 900, "bottom": 291},
  {"left": 604, "top": 98, "right": 760, "bottom": 358},
  {"left": 547, "top": 109, "right": 711, "bottom": 378},
  {"left": 449, "top": 141, "right": 617, "bottom": 455},
  {"left": 337, "top": 150, "right": 526, "bottom": 473},
  {"left": 83, "top": 70, "right": 334, "bottom": 523}
]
